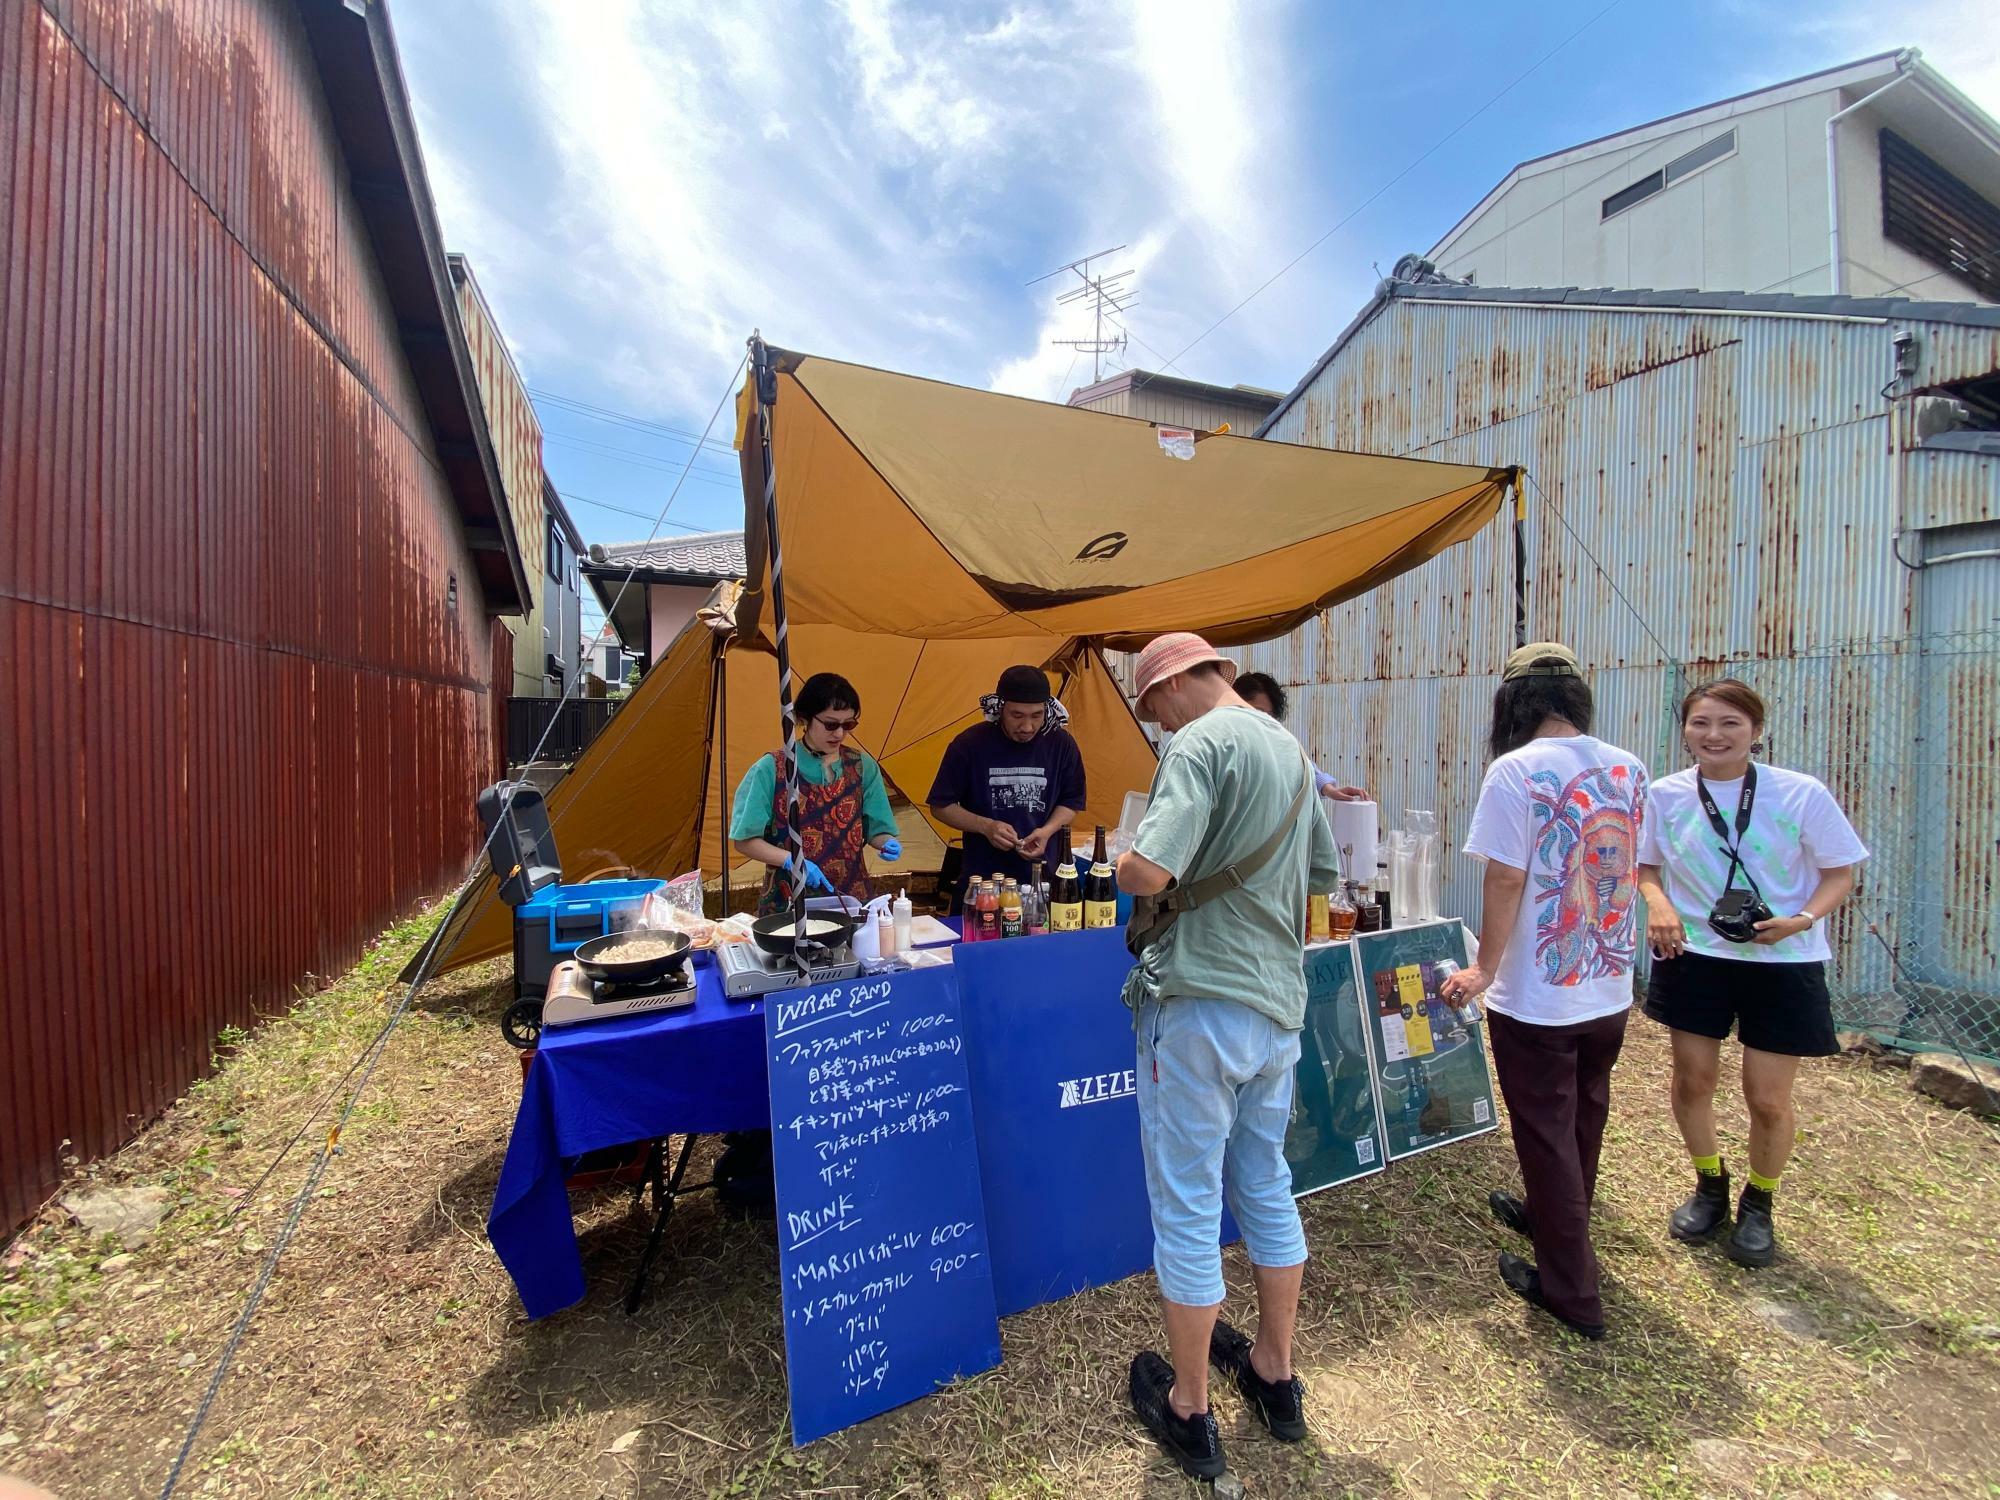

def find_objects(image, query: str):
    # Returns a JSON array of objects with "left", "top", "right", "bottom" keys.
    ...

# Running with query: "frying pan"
[
  {"left": 751, "top": 899, "right": 862, "bottom": 959},
  {"left": 574, "top": 928, "right": 693, "bottom": 986}
]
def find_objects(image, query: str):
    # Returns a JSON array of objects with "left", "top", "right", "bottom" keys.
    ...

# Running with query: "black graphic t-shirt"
[{"left": 927, "top": 722, "right": 1088, "bottom": 882}]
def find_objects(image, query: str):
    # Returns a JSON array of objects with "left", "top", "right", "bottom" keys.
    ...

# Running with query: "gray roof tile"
[{"left": 584, "top": 529, "right": 747, "bottom": 580}]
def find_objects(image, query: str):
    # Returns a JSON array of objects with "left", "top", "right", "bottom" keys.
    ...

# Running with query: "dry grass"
[{"left": 3, "top": 901, "right": 1998, "bottom": 1499}]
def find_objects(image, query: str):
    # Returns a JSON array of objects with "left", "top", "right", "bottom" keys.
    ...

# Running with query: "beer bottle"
[
  {"left": 1049, "top": 831, "right": 1083, "bottom": 932},
  {"left": 1083, "top": 825, "right": 1117, "bottom": 929}
]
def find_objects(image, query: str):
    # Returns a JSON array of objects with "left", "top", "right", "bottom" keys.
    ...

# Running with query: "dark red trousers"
[{"left": 1486, "top": 1006, "right": 1629, "bottom": 1327}]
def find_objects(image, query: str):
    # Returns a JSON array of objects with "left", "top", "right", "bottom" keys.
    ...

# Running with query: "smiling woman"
[{"left": 1636, "top": 678, "right": 1870, "bottom": 1270}]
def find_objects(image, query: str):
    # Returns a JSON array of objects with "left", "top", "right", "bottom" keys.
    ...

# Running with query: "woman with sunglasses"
[
  {"left": 730, "top": 672, "right": 902, "bottom": 912},
  {"left": 1636, "top": 679, "right": 1867, "bottom": 1267}
]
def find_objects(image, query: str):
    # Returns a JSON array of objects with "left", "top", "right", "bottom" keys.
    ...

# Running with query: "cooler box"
[{"left": 512, "top": 878, "right": 664, "bottom": 1001}]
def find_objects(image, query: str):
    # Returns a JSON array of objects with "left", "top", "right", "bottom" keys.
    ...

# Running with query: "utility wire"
[
  {"left": 1119, "top": 0, "right": 1628, "bottom": 391},
  {"left": 1525, "top": 469, "right": 1686, "bottom": 691},
  {"left": 157, "top": 352, "right": 751, "bottom": 1500},
  {"left": 530, "top": 385, "right": 741, "bottom": 457}
]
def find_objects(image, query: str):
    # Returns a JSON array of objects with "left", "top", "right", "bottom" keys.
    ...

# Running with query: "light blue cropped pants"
[{"left": 1135, "top": 995, "right": 1308, "bottom": 1306}]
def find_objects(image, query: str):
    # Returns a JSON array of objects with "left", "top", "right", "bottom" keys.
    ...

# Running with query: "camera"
[{"left": 1708, "top": 888, "right": 1774, "bottom": 944}]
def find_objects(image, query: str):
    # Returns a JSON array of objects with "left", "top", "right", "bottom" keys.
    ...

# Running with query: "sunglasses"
[{"left": 812, "top": 715, "right": 860, "bottom": 734}]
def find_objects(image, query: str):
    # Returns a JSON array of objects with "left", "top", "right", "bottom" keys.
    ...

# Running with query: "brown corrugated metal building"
[
  {"left": 0, "top": 0, "right": 529, "bottom": 1234},
  {"left": 1244, "top": 278, "right": 2000, "bottom": 1056},
  {"left": 1068, "top": 368, "right": 1282, "bottom": 436}
]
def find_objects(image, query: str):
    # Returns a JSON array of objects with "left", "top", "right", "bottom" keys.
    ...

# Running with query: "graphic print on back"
[{"left": 1528, "top": 764, "right": 1645, "bottom": 985}]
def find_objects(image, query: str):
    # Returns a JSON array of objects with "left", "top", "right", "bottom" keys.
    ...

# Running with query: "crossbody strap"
[{"left": 1161, "top": 752, "right": 1314, "bottom": 914}]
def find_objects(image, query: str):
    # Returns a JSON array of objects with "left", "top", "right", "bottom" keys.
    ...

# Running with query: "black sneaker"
[
  {"left": 1129, "top": 1351, "right": 1226, "bottom": 1481},
  {"left": 1726, "top": 1185, "right": 1777, "bottom": 1268},
  {"left": 1496, "top": 1252, "right": 1606, "bottom": 1341},
  {"left": 1669, "top": 1168, "right": 1732, "bottom": 1243},
  {"left": 1208, "top": 1320, "right": 1307, "bottom": 1441},
  {"left": 1488, "top": 1190, "right": 1531, "bottom": 1238}
]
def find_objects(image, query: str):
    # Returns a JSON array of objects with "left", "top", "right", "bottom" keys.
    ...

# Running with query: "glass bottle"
[
  {"left": 1084, "top": 825, "right": 1118, "bottom": 929},
  {"left": 1001, "top": 878, "right": 1024, "bottom": 939},
  {"left": 1329, "top": 883, "right": 1357, "bottom": 941},
  {"left": 1049, "top": 831, "right": 1083, "bottom": 932}
]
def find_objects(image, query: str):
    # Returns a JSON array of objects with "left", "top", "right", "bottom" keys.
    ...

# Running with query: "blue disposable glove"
[
  {"left": 785, "top": 855, "right": 834, "bottom": 892},
  {"left": 877, "top": 838, "right": 903, "bottom": 862}
]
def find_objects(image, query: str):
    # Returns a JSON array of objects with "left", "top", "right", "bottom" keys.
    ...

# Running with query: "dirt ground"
[{"left": 3, "top": 903, "right": 1998, "bottom": 1499}]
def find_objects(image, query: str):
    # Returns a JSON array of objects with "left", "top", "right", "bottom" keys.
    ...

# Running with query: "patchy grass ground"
[{"left": 2, "top": 903, "right": 1997, "bottom": 1499}]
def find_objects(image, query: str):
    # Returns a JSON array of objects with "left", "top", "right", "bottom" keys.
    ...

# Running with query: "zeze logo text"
[{"left": 1057, "top": 1069, "right": 1138, "bottom": 1108}]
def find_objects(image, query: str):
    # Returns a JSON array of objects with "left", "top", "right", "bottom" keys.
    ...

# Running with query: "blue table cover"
[{"left": 487, "top": 952, "right": 770, "bottom": 1318}]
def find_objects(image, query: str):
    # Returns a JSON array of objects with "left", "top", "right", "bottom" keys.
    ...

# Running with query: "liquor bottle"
[
  {"left": 1049, "top": 832, "right": 1083, "bottom": 932},
  {"left": 1329, "top": 883, "right": 1358, "bottom": 941},
  {"left": 1001, "top": 878, "right": 1023, "bottom": 939},
  {"left": 1375, "top": 859, "right": 1393, "bottom": 929},
  {"left": 1083, "top": 825, "right": 1117, "bottom": 929},
  {"left": 1308, "top": 891, "right": 1331, "bottom": 943}
]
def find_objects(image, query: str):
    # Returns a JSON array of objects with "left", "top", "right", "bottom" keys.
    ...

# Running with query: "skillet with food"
[{"left": 574, "top": 929, "right": 693, "bottom": 986}]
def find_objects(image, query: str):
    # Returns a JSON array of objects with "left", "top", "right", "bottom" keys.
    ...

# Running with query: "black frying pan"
[
  {"left": 751, "top": 902, "right": 862, "bottom": 959},
  {"left": 574, "top": 928, "right": 693, "bottom": 986}
]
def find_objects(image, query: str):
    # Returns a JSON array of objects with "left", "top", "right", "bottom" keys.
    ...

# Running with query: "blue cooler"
[
  {"left": 512, "top": 878, "right": 665, "bottom": 1001},
  {"left": 476, "top": 780, "right": 665, "bottom": 1002}
]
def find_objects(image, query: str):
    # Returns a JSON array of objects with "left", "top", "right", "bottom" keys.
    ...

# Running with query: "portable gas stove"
[
  {"left": 716, "top": 939, "right": 862, "bottom": 999},
  {"left": 540, "top": 959, "right": 697, "bottom": 1029}
]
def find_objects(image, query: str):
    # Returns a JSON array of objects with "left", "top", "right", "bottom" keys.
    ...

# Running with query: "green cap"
[{"left": 1502, "top": 642, "right": 1583, "bottom": 681}]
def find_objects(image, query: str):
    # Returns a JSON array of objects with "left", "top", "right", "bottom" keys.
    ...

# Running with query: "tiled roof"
[{"left": 583, "top": 529, "right": 747, "bottom": 581}]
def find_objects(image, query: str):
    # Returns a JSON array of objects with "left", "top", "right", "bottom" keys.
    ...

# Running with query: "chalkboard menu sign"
[{"left": 764, "top": 965, "right": 1002, "bottom": 1445}]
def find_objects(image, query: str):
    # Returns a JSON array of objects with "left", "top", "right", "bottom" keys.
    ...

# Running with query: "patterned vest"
[{"left": 759, "top": 747, "right": 871, "bottom": 913}]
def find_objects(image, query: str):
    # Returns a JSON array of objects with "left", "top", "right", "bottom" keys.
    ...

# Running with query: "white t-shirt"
[
  {"left": 1638, "top": 764, "right": 1868, "bottom": 964},
  {"left": 1463, "top": 734, "right": 1650, "bottom": 1026}
]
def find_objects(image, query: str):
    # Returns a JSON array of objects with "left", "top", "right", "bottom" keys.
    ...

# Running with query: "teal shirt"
[
  {"left": 1130, "top": 706, "right": 1341, "bottom": 1030},
  {"left": 729, "top": 748, "right": 898, "bottom": 844}
]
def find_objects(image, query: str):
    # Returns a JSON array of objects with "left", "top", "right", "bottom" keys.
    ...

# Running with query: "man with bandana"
[{"left": 928, "top": 665, "right": 1088, "bottom": 894}]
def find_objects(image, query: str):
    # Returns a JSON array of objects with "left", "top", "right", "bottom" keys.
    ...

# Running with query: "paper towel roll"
[{"left": 1329, "top": 800, "right": 1378, "bottom": 884}]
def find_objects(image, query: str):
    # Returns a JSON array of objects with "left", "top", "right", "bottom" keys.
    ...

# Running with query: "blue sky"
[{"left": 392, "top": 0, "right": 1998, "bottom": 635}]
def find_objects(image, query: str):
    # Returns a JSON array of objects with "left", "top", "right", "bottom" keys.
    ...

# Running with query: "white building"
[{"left": 1429, "top": 50, "right": 2000, "bottom": 303}]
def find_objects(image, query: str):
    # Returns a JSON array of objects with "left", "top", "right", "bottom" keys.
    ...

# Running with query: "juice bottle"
[
  {"left": 1024, "top": 880, "right": 1049, "bottom": 936},
  {"left": 1308, "top": 891, "right": 1331, "bottom": 943},
  {"left": 1001, "top": 878, "right": 1023, "bottom": 938},
  {"left": 978, "top": 879, "right": 1001, "bottom": 941},
  {"left": 1083, "top": 825, "right": 1118, "bottom": 929}
]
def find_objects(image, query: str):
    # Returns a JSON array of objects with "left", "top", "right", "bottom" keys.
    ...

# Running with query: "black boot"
[
  {"left": 1726, "top": 1184, "right": 1777, "bottom": 1268},
  {"left": 1668, "top": 1167, "right": 1731, "bottom": 1243}
]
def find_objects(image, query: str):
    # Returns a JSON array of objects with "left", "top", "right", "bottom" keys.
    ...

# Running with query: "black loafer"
[
  {"left": 1488, "top": 1190, "right": 1531, "bottom": 1237},
  {"left": 1208, "top": 1320, "right": 1307, "bottom": 1441},
  {"left": 1669, "top": 1171, "right": 1732, "bottom": 1243},
  {"left": 1497, "top": 1251, "right": 1606, "bottom": 1341},
  {"left": 1725, "top": 1187, "right": 1777, "bottom": 1268},
  {"left": 1130, "top": 1351, "right": 1226, "bottom": 1480}
]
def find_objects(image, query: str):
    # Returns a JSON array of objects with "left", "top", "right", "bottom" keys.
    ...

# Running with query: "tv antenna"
[{"left": 1028, "top": 245, "right": 1135, "bottom": 387}]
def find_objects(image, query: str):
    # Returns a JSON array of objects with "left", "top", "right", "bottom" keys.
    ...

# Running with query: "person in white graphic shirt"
[{"left": 1636, "top": 678, "right": 1866, "bottom": 1269}]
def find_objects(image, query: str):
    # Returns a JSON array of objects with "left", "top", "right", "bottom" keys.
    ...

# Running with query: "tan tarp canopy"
[{"left": 424, "top": 346, "right": 1512, "bottom": 975}]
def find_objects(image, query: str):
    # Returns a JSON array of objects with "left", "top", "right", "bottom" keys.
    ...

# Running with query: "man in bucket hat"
[{"left": 1115, "top": 633, "right": 1342, "bottom": 1479}]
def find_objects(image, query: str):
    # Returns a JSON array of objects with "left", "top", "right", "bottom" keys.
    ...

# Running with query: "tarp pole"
[
  {"left": 1512, "top": 469, "right": 1528, "bottom": 648},
  {"left": 717, "top": 640, "right": 731, "bottom": 916},
  {"left": 750, "top": 334, "right": 807, "bottom": 958}
]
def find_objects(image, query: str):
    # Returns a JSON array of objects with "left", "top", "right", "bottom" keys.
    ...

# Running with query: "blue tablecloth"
[{"left": 487, "top": 952, "right": 770, "bottom": 1318}]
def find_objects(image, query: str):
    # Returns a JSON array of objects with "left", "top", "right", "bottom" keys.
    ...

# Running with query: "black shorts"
[{"left": 1643, "top": 950, "right": 1838, "bottom": 1057}]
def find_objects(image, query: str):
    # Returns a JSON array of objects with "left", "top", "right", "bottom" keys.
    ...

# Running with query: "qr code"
[
  {"left": 1472, "top": 1099, "right": 1491, "bottom": 1124},
  {"left": 1355, "top": 1137, "right": 1376, "bottom": 1165}
]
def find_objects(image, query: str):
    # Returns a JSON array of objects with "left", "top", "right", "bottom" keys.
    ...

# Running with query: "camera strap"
[{"left": 1696, "top": 764, "right": 1765, "bottom": 901}]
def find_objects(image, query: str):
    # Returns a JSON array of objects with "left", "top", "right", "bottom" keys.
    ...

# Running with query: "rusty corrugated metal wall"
[
  {"left": 451, "top": 258, "right": 547, "bottom": 697},
  {"left": 0, "top": 0, "right": 502, "bottom": 1232},
  {"left": 1246, "top": 294, "right": 2000, "bottom": 1050}
]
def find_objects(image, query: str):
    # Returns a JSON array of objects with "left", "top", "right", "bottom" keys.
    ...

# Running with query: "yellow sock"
[
  {"left": 1747, "top": 1167, "right": 1781, "bottom": 1194},
  {"left": 1691, "top": 1153, "right": 1723, "bottom": 1177}
]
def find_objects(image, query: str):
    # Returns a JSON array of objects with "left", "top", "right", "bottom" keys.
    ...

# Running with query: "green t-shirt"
[
  {"left": 729, "top": 748, "right": 899, "bottom": 843},
  {"left": 1130, "top": 706, "right": 1340, "bottom": 1030}
]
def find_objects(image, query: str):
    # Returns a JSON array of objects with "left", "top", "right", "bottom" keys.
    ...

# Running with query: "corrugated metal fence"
[
  {"left": 0, "top": 0, "right": 499, "bottom": 1232},
  {"left": 1248, "top": 294, "right": 2000, "bottom": 1059}
]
